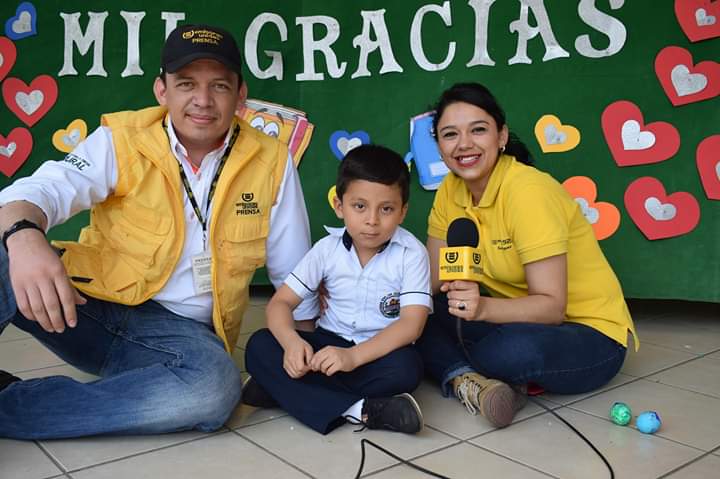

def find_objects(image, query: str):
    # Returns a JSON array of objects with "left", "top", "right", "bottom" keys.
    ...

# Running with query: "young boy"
[{"left": 243, "top": 144, "right": 432, "bottom": 435}]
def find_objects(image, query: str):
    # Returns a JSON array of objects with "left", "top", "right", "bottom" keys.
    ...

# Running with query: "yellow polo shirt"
[{"left": 428, "top": 155, "right": 637, "bottom": 350}]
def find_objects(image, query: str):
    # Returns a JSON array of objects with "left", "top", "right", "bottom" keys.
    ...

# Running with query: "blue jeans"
[
  {"left": 245, "top": 327, "right": 423, "bottom": 434},
  {"left": 416, "top": 294, "right": 627, "bottom": 396},
  {"left": 0, "top": 247, "right": 241, "bottom": 439}
]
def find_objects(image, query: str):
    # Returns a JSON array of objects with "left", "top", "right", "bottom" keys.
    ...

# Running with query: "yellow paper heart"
[
  {"left": 52, "top": 119, "right": 88, "bottom": 153},
  {"left": 327, "top": 185, "right": 337, "bottom": 210},
  {"left": 534, "top": 115, "right": 581, "bottom": 153}
]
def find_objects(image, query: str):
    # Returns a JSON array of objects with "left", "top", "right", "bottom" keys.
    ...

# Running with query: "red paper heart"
[
  {"left": 696, "top": 135, "right": 720, "bottom": 200},
  {"left": 655, "top": 46, "right": 720, "bottom": 106},
  {"left": 601, "top": 101, "right": 680, "bottom": 167},
  {"left": 2, "top": 75, "right": 59, "bottom": 127},
  {"left": 0, "top": 127, "right": 33, "bottom": 177},
  {"left": 624, "top": 177, "right": 700, "bottom": 240},
  {"left": 675, "top": 0, "right": 720, "bottom": 42},
  {"left": 0, "top": 37, "right": 17, "bottom": 82}
]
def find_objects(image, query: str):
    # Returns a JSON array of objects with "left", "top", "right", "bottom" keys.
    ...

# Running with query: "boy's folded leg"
[
  {"left": 0, "top": 370, "right": 21, "bottom": 392},
  {"left": 241, "top": 376, "right": 279, "bottom": 408}
]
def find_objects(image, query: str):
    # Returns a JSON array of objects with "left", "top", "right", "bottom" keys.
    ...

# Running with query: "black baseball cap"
[{"left": 161, "top": 24, "right": 243, "bottom": 78}]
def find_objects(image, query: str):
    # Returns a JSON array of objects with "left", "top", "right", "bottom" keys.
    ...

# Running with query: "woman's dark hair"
[
  {"left": 336, "top": 144, "right": 410, "bottom": 205},
  {"left": 431, "top": 82, "right": 533, "bottom": 165}
]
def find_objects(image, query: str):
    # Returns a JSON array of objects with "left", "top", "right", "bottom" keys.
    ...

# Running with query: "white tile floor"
[{"left": 1, "top": 294, "right": 719, "bottom": 479}]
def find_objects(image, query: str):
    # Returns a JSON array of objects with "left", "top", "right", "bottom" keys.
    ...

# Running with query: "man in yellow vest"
[{"left": 0, "top": 24, "right": 317, "bottom": 439}]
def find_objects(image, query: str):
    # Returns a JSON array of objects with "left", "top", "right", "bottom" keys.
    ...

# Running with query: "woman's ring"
[{"left": 458, "top": 301, "right": 466, "bottom": 311}]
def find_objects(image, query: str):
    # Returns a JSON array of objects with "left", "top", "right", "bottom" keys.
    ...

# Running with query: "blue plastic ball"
[{"left": 636, "top": 411, "right": 661, "bottom": 434}]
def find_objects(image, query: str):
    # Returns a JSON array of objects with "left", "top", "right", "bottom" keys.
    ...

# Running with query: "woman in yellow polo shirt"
[{"left": 416, "top": 83, "right": 637, "bottom": 429}]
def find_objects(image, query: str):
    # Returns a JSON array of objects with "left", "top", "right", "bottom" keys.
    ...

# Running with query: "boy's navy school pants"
[{"left": 245, "top": 327, "right": 424, "bottom": 434}]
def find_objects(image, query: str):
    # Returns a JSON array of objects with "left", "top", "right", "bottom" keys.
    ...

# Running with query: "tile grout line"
[
  {"left": 656, "top": 444, "right": 720, "bottom": 479},
  {"left": 43, "top": 428, "right": 230, "bottom": 475},
  {"left": 0, "top": 336, "right": 33, "bottom": 344},
  {"left": 357, "top": 439, "right": 467, "bottom": 478},
  {"left": 560, "top": 402, "right": 717, "bottom": 454},
  {"left": 227, "top": 411, "right": 290, "bottom": 431},
  {"left": 461, "top": 441, "right": 561, "bottom": 479},
  {"left": 640, "top": 378, "right": 720, "bottom": 401},
  {"left": 36, "top": 440, "right": 69, "bottom": 476},
  {"left": 231, "top": 428, "right": 316, "bottom": 479},
  {"left": 637, "top": 338, "right": 720, "bottom": 356},
  {"left": 413, "top": 425, "right": 561, "bottom": 479},
  {"left": 8, "top": 307, "right": 720, "bottom": 478},
  {"left": 410, "top": 422, "right": 563, "bottom": 478},
  {"left": 542, "top": 345, "right": 720, "bottom": 411},
  {"left": 465, "top": 395, "right": 709, "bottom": 477},
  {"left": 9, "top": 361, "right": 69, "bottom": 375}
]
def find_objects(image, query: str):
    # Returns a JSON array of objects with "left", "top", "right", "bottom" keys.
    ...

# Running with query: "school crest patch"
[{"left": 379, "top": 292, "right": 400, "bottom": 318}]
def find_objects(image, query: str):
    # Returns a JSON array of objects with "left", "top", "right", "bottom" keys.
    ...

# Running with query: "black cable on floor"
[
  {"left": 353, "top": 438, "right": 452, "bottom": 479},
  {"left": 351, "top": 316, "right": 617, "bottom": 479},
  {"left": 455, "top": 316, "right": 615, "bottom": 479}
]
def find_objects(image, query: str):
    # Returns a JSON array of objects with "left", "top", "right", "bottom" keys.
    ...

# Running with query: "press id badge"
[{"left": 191, "top": 251, "right": 213, "bottom": 294}]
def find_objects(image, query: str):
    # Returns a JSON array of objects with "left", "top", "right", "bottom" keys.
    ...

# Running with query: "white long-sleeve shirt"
[{"left": 0, "top": 118, "right": 318, "bottom": 323}]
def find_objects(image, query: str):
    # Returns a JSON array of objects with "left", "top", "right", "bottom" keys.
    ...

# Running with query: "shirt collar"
[
  {"left": 164, "top": 114, "right": 235, "bottom": 164},
  {"left": 323, "top": 225, "right": 412, "bottom": 253},
  {"left": 452, "top": 154, "right": 514, "bottom": 209}
]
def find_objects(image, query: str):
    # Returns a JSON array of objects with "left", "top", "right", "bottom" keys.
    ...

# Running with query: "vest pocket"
[
  {"left": 108, "top": 208, "right": 169, "bottom": 267},
  {"left": 102, "top": 254, "right": 142, "bottom": 293},
  {"left": 216, "top": 218, "right": 268, "bottom": 272},
  {"left": 122, "top": 203, "right": 171, "bottom": 235}
]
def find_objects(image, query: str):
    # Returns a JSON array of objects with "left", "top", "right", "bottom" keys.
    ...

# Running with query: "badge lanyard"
[
  {"left": 165, "top": 119, "right": 240, "bottom": 247},
  {"left": 163, "top": 119, "right": 240, "bottom": 294}
]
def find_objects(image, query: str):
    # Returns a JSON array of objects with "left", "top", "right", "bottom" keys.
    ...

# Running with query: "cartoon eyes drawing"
[{"left": 249, "top": 115, "right": 281, "bottom": 138}]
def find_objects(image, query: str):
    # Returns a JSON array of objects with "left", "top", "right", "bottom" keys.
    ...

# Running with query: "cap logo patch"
[{"left": 182, "top": 29, "right": 223, "bottom": 46}]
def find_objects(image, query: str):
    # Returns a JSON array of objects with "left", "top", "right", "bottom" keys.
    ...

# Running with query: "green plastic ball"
[{"left": 610, "top": 402, "right": 632, "bottom": 426}]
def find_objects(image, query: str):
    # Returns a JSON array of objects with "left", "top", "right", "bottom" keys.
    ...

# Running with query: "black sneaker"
[
  {"left": 241, "top": 376, "right": 279, "bottom": 408},
  {"left": 361, "top": 393, "right": 424, "bottom": 434},
  {"left": 0, "top": 370, "right": 20, "bottom": 392}
]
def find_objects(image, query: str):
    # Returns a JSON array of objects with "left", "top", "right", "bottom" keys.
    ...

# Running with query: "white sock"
[{"left": 343, "top": 399, "right": 364, "bottom": 421}]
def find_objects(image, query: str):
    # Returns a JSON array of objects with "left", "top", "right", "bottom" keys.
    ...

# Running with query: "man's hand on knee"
[{"left": 7, "top": 230, "right": 86, "bottom": 333}]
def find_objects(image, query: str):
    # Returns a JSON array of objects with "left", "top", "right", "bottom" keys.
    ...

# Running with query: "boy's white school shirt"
[
  {"left": 285, "top": 226, "right": 433, "bottom": 344},
  {"left": 0, "top": 118, "right": 318, "bottom": 323}
]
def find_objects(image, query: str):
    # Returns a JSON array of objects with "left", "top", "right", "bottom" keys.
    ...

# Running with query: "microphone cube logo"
[{"left": 445, "top": 251, "right": 459, "bottom": 263}]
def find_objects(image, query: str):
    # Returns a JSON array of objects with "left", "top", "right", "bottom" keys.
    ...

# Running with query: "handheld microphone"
[{"left": 439, "top": 217, "right": 483, "bottom": 282}]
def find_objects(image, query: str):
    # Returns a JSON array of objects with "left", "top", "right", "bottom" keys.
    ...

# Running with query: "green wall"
[{"left": 1, "top": 1, "right": 718, "bottom": 301}]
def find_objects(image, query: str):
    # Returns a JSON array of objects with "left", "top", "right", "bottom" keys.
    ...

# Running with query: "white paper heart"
[
  {"left": 12, "top": 11, "right": 32, "bottom": 34},
  {"left": 715, "top": 161, "right": 720, "bottom": 181},
  {"left": 671, "top": 65, "right": 708, "bottom": 97},
  {"left": 644, "top": 197, "right": 676, "bottom": 221},
  {"left": 575, "top": 198, "right": 599, "bottom": 224},
  {"left": 544, "top": 124, "right": 567, "bottom": 145},
  {"left": 621, "top": 120, "right": 655, "bottom": 151},
  {"left": 62, "top": 129, "right": 81, "bottom": 147},
  {"left": 337, "top": 137, "right": 362, "bottom": 156},
  {"left": 15, "top": 90, "right": 44, "bottom": 115},
  {"left": 696, "top": 8, "right": 717, "bottom": 26},
  {"left": 0, "top": 142, "right": 17, "bottom": 158}
]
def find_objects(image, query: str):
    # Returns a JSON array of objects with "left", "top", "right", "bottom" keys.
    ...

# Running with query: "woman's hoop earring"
[{"left": 500, "top": 145, "right": 506, "bottom": 154}]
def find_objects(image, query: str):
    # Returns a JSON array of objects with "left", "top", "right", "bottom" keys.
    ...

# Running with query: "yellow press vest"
[{"left": 52, "top": 106, "right": 289, "bottom": 352}]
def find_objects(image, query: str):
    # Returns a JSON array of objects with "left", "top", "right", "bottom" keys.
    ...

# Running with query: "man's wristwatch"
[{"left": 2, "top": 219, "right": 45, "bottom": 252}]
